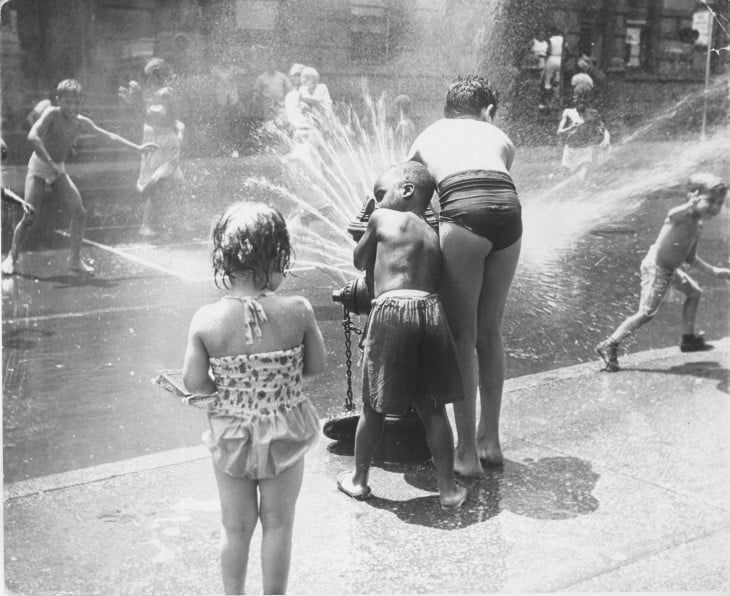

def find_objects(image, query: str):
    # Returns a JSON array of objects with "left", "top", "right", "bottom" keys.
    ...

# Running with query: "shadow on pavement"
[
  {"left": 12, "top": 271, "right": 127, "bottom": 289},
  {"left": 2, "top": 326, "right": 55, "bottom": 350},
  {"left": 626, "top": 360, "right": 729, "bottom": 393},
  {"left": 363, "top": 456, "right": 600, "bottom": 530}
]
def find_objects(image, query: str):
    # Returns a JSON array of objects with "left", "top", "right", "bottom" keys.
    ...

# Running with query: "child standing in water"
[
  {"left": 596, "top": 173, "right": 730, "bottom": 372},
  {"left": 183, "top": 202, "right": 326, "bottom": 594},
  {"left": 337, "top": 161, "right": 467, "bottom": 510},
  {"left": 136, "top": 102, "right": 185, "bottom": 237},
  {"left": 1, "top": 79, "right": 157, "bottom": 276}
]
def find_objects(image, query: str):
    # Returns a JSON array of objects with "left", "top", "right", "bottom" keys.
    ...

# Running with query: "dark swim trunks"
[
  {"left": 361, "top": 290, "right": 464, "bottom": 415},
  {"left": 437, "top": 169, "right": 522, "bottom": 251}
]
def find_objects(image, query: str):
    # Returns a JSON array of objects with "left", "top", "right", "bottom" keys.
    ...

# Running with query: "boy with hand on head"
[
  {"left": 337, "top": 161, "right": 467, "bottom": 510},
  {"left": 596, "top": 173, "right": 730, "bottom": 372},
  {"left": 2, "top": 79, "right": 157, "bottom": 276}
]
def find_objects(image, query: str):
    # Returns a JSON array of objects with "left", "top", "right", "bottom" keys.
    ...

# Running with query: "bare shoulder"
[{"left": 188, "top": 301, "right": 223, "bottom": 334}]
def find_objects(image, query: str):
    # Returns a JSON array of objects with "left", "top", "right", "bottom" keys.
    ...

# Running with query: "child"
[
  {"left": 393, "top": 94, "right": 416, "bottom": 160},
  {"left": 1, "top": 79, "right": 157, "bottom": 276},
  {"left": 596, "top": 173, "right": 730, "bottom": 372},
  {"left": 182, "top": 202, "right": 326, "bottom": 595},
  {"left": 557, "top": 88, "right": 610, "bottom": 180},
  {"left": 336, "top": 161, "right": 468, "bottom": 510},
  {"left": 136, "top": 102, "right": 185, "bottom": 237}
]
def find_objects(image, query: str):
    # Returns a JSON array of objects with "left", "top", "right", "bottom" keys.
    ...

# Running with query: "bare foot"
[
  {"left": 453, "top": 449, "right": 483, "bottom": 477},
  {"left": 477, "top": 444, "right": 504, "bottom": 466},
  {"left": 440, "top": 483, "right": 468, "bottom": 510},
  {"left": 337, "top": 471, "right": 372, "bottom": 500},
  {"left": 68, "top": 258, "right": 95, "bottom": 275},
  {"left": 1, "top": 254, "right": 17, "bottom": 275}
]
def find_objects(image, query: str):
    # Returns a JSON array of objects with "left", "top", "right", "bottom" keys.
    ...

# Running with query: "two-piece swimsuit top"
[{"left": 203, "top": 295, "right": 320, "bottom": 480}]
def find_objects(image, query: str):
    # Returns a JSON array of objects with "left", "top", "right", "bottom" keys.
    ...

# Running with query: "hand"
[
  {"left": 139, "top": 142, "right": 159, "bottom": 153},
  {"left": 599, "top": 139, "right": 611, "bottom": 148},
  {"left": 362, "top": 196, "right": 376, "bottom": 218}
]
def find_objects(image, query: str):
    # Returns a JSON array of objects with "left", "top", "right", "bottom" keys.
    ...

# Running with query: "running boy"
[
  {"left": 337, "top": 161, "right": 467, "bottom": 510},
  {"left": 2, "top": 79, "right": 157, "bottom": 276},
  {"left": 596, "top": 173, "right": 730, "bottom": 372}
]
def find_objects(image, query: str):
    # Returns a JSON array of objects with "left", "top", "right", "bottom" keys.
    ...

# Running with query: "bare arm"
[
  {"left": 300, "top": 298, "right": 326, "bottom": 377},
  {"left": 182, "top": 310, "right": 217, "bottom": 395},
  {"left": 505, "top": 137, "right": 516, "bottom": 171},
  {"left": 557, "top": 110, "right": 575, "bottom": 135},
  {"left": 79, "top": 116, "right": 156, "bottom": 152},
  {"left": 353, "top": 213, "right": 379, "bottom": 271}
]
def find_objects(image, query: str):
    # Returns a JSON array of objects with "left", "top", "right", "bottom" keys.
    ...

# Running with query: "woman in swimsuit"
[{"left": 408, "top": 75, "right": 521, "bottom": 477}]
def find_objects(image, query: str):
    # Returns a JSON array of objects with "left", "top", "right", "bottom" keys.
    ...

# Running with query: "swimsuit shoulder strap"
[{"left": 223, "top": 295, "right": 269, "bottom": 345}]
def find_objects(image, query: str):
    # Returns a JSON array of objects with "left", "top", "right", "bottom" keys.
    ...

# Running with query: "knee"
[
  {"left": 260, "top": 505, "right": 295, "bottom": 531},
  {"left": 220, "top": 511, "right": 257, "bottom": 535},
  {"left": 476, "top": 325, "right": 502, "bottom": 352}
]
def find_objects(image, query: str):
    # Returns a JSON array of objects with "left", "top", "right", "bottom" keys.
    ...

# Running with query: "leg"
[
  {"left": 213, "top": 465, "right": 259, "bottom": 595},
  {"left": 258, "top": 458, "right": 305, "bottom": 595},
  {"left": 412, "top": 401, "right": 466, "bottom": 508},
  {"left": 340, "top": 402, "right": 384, "bottom": 496},
  {"left": 610, "top": 310, "right": 653, "bottom": 343},
  {"left": 55, "top": 175, "right": 92, "bottom": 272},
  {"left": 475, "top": 238, "right": 521, "bottom": 465},
  {"left": 1, "top": 175, "right": 45, "bottom": 274},
  {"left": 674, "top": 273, "right": 702, "bottom": 336},
  {"left": 439, "top": 221, "right": 492, "bottom": 476},
  {"left": 139, "top": 188, "right": 156, "bottom": 236}
]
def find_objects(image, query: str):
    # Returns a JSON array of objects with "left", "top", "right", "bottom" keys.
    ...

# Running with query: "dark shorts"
[
  {"left": 361, "top": 292, "right": 464, "bottom": 415},
  {"left": 438, "top": 169, "right": 522, "bottom": 251}
]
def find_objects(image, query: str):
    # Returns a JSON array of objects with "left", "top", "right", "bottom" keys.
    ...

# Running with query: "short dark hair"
[
  {"left": 688, "top": 173, "right": 728, "bottom": 197},
  {"left": 212, "top": 201, "right": 291, "bottom": 289},
  {"left": 444, "top": 75, "right": 499, "bottom": 118},
  {"left": 56, "top": 79, "right": 82, "bottom": 99},
  {"left": 385, "top": 161, "right": 435, "bottom": 196}
]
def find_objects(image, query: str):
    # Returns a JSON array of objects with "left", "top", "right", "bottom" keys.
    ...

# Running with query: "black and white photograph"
[{"left": 2, "top": 0, "right": 729, "bottom": 593}]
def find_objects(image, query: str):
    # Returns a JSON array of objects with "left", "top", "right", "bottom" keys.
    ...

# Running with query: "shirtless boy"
[
  {"left": 337, "top": 161, "right": 467, "bottom": 510},
  {"left": 596, "top": 173, "right": 730, "bottom": 371},
  {"left": 2, "top": 79, "right": 157, "bottom": 276},
  {"left": 407, "top": 75, "right": 521, "bottom": 475}
]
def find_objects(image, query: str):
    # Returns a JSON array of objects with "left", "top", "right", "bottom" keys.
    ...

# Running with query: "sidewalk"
[{"left": 4, "top": 339, "right": 730, "bottom": 595}]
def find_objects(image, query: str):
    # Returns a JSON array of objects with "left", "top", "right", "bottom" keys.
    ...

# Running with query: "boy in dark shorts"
[
  {"left": 596, "top": 173, "right": 730, "bottom": 371},
  {"left": 337, "top": 161, "right": 467, "bottom": 510}
]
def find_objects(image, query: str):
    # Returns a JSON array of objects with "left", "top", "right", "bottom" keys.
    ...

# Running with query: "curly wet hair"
[
  {"left": 444, "top": 75, "right": 499, "bottom": 119},
  {"left": 56, "top": 79, "right": 83, "bottom": 99},
  {"left": 688, "top": 172, "right": 728, "bottom": 198},
  {"left": 211, "top": 202, "right": 291, "bottom": 289}
]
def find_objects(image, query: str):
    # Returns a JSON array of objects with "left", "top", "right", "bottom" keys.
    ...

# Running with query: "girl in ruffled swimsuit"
[{"left": 182, "top": 201, "right": 326, "bottom": 595}]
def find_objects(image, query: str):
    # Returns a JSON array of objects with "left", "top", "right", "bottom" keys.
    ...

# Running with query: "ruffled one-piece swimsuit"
[{"left": 202, "top": 295, "right": 320, "bottom": 479}]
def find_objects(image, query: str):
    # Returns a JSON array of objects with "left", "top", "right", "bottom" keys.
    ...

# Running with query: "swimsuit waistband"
[
  {"left": 438, "top": 170, "right": 515, "bottom": 198},
  {"left": 374, "top": 289, "right": 436, "bottom": 302}
]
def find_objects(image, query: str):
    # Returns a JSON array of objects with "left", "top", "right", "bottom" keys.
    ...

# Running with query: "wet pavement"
[
  {"left": 4, "top": 340, "right": 729, "bottom": 594},
  {"left": 2, "top": 137, "right": 730, "bottom": 592}
]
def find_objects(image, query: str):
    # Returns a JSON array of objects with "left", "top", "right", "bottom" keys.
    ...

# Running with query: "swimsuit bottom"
[
  {"left": 437, "top": 169, "right": 522, "bottom": 251},
  {"left": 27, "top": 152, "right": 66, "bottom": 186}
]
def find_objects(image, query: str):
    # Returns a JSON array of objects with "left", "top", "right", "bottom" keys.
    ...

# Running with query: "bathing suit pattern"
[
  {"left": 203, "top": 297, "right": 319, "bottom": 479},
  {"left": 437, "top": 169, "right": 522, "bottom": 250}
]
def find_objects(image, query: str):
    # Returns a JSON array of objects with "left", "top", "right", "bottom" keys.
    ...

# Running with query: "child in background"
[
  {"left": 183, "top": 202, "right": 326, "bottom": 594},
  {"left": 557, "top": 86, "right": 610, "bottom": 180},
  {"left": 595, "top": 173, "right": 730, "bottom": 372},
  {"left": 1, "top": 79, "right": 157, "bottom": 276},
  {"left": 393, "top": 94, "right": 416, "bottom": 160},
  {"left": 337, "top": 161, "right": 467, "bottom": 510},
  {"left": 136, "top": 103, "right": 185, "bottom": 237}
]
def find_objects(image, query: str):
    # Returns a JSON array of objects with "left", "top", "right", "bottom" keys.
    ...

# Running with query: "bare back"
[
  {"left": 197, "top": 294, "right": 311, "bottom": 358},
  {"left": 652, "top": 212, "right": 701, "bottom": 270},
  {"left": 31, "top": 107, "right": 86, "bottom": 163},
  {"left": 371, "top": 211, "right": 441, "bottom": 296},
  {"left": 408, "top": 118, "right": 515, "bottom": 184}
]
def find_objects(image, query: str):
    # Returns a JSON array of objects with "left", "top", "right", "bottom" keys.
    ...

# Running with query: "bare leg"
[
  {"left": 1, "top": 175, "right": 45, "bottom": 274},
  {"left": 475, "top": 239, "right": 521, "bottom": 465},
  {"left": 56, "top": 175, "right": 92, "bottom": 271},
  {"left": 413, "top": 401, "right": 466, "bottom": 508},
  {"left": 677, "top": 278, "right": 702, "bottom": 336},
  {"left": 258, "top": 458, "right": 304, "bottom": 595},
  {"left": 349, "top": 402, "right": 384, "bottom": 490},
  {"left": 439, "top": 222, "right": 491, "bottom": 477},
  {"left": 213, "top": 465, "right": 259, "bottom": 595},
  {"left": 609, "top": 311, "right": 653, "bottom": 343}
]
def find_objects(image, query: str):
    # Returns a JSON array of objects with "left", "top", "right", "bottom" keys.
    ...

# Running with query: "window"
[
  {"left": 350, "top": 0, "right": 388, "bottom": 62},
  {"left": 624, "top": 20, "right": 647, "bottom": 68}
]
